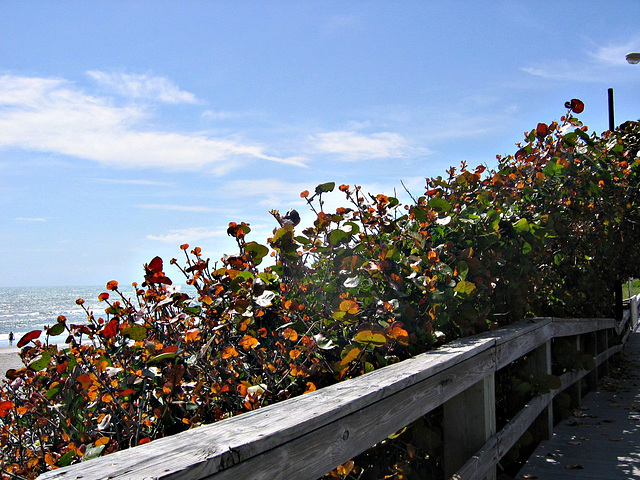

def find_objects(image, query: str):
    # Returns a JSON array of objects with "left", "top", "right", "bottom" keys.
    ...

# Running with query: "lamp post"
[
  {"left": 612, "top": 53, "right": 639, "bottom": 320},
  {"left": 626, "top": 52, "right": 640, "bottom": 64}
]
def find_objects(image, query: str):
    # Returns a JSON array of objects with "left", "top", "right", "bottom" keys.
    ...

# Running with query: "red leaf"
[
  {"left": 100, "top": 319, "right": 119, "bottom": 339},
  {"left": 148, "top": 256, "right": 163, "bottom": 274},
  {"left": 17, "top": 330, "right": 41, "bottom": 348},
  {"left": 0, "top": 400, "right": 14, "bottom": 417},
  {"left": 536, "top": 122, "right": 548, "bottom": 137},
  {"left": 564, "top": 98, "right": 585, "bottom": 114}
]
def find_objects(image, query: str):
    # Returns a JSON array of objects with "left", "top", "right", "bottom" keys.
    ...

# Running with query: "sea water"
[{"left": 0, "top": 286, "right": 141, "bottom": 348}]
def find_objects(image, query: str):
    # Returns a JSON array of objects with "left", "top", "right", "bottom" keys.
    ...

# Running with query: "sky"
[{"left": 1, "top": 1, "right": 640, "bottom": 287}]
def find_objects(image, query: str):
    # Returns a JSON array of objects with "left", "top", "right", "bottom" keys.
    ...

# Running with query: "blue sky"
[{"left": 1, "top": 2, "right": 640, "bottom": 287}]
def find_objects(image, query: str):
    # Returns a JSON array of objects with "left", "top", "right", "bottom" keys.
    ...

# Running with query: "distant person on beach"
[{"left": 8, "top": 332, "right": 14, "bottom": 344}]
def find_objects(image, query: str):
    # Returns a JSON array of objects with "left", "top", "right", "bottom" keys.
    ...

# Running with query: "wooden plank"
[
  {"left": 444, "top": 374, "right": 496, "bottom": 479},
  {"left": 208, "top": 349, "right": 497, "bottom": 480},
  {"left": 453, "top": 393, "right": 550, "bottom": 480},
  {"left": 552, "top": 318, "right": 614, "bottom": 338},
  {"left": 495, "top": 321, "right": 552, "bottom": 370},
  {"left": 527, "top": 341, "right": 553, "bottom": 441},
  {"left": 39, "top": 337, "right": 496, "bottom": 480}
]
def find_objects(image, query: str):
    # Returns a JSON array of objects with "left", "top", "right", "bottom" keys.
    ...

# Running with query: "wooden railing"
[{"left": 39, "top": 296, "right": 640, "bottom": 480}]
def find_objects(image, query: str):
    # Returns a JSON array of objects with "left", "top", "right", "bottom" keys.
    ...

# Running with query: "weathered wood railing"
[{"left": 39, "top": 295, "right": 640, "bottom": 480}]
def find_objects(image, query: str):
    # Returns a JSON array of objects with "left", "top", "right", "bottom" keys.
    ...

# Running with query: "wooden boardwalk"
[{"left": 518, "top": 330, "right": 640, "bottom": 479}]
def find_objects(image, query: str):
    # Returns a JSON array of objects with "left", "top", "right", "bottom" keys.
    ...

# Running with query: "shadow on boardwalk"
[{"left": 518, "top": 330, "right": 640, "bottom": 479}]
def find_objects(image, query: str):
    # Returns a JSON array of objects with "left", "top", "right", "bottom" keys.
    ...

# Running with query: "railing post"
[
  {"left": 632, "top": 295, "right": 639, "bottom": 329},
  {"left": 443, "top": 373, "right": 496, "bottom": 480},
  {"left": 527, "top": 341, "right": 553, "bottom": 441},
  {"left": 565, "top": 335, "right": 582, "bottom": 409},
  {"left": 584, "top": 332, "right": 598, "bottom": 392}
]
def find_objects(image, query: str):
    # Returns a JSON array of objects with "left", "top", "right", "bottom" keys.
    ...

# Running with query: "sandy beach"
[{"left": 0, "top": 346, "right": 26, "bottom": 376}]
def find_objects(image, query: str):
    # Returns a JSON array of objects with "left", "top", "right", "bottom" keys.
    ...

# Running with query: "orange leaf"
[
  {"left": 340, "top": 347, "right": 361, "bottom": 365},
  {"left": 283, "top": 328, "right": 298, "bottom": 342},
  {"left": 185, "top": 328, "right": 201, "bottom": 343},
  {"left": 0, "top": 400, "right": 14, "bottom": 417},
  {"left": 239, "top": 335, "right": 259, "bottom": 350},
  {"left": 76, "top": 373, "right": 93, "bottom": 390},
  {"left": 304, "top": 382, "right": 316, "bottom": 394},
  {"left": 222, "top": 346, "right": 239, "bottom": 359},
  {"left": 339, "top": 299, "right": 359, "bottom": 315},
  {"left": 138, "top": 437, "right": 151, "bottom": 445},
  {"left": 95, "top": 436, "right": 110, "bottom": 447},
  {"left": 289, "top": 349, "right": 301, "bottom": 360}
]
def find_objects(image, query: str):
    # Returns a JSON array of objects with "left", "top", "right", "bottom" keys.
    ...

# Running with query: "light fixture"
[{"left": 626, "top": 52, "right": 640, "bottom": 64}]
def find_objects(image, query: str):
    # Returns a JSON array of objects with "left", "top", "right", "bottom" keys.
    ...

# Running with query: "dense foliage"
[{"left": 2, "top": 102, "right": 640, "bottom": 479}]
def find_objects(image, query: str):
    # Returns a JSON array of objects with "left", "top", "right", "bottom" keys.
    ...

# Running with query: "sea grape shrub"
[{"left": 2, "top": 106, "right": 640, "bottom": 478}]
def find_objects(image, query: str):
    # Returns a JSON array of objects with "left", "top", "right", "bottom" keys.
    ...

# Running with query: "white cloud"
[
  {"left": 220, "top": 179, "right": 313, "bottom": 207},
  {"left": 588, "top": 41, "right": 639, "bottom": 67},
  {"left": 87, "top": 71, "right": 199, "bottom": 104},
  {"left": 15, "top": 217, "right": 46, "bottom": 222},
  {"left": 137, "top": 204, "right": 220, "bottom": 213},
  {"left": 312, "top": 131, "right": 412, "bottom": 161},
  {"left": 147, "top": 226, "right": 226, "bottom": 243},
  {"left": 93, "top": 178, "right": 174, "bottom": 186},
  {"left": 521, "top": 38, "right": 640, "bottom": 82},
  {"left": 0, "top": 74, "right": 306, "bottom": 174}
]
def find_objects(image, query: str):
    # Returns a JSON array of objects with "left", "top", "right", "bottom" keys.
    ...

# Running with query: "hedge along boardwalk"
[
  {"left": 36, "top": 308, "right": 637, "bottom": 480},
  {"left": 518, "top": 328, "right": 640, "bottom": 479}
]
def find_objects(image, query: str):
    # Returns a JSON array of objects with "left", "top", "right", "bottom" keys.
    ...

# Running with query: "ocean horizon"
[{"left": 0, "top": 285, "right": 192, "bottom": 348}]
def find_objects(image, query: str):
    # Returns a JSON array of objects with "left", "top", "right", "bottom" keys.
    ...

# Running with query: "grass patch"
[{"left": 624, "top": 278, "right": 640, "bottom": 298}]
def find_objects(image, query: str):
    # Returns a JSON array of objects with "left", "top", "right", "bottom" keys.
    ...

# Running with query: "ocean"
[{"left": 0, "top": 285, "right": 143, "bottom": 348}]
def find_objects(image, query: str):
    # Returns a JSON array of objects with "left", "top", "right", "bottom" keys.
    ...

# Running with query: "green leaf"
[
  {"left": 45, "top": 383, "right": 63, "bottom": 399},
  {"left": 329, "top": 229, "right": 350, "bottom": 246},
  {"left": 454, "top": 280, "right": 476, "bottom": 295},
  {"left": 148, "top": 351, "right": 178, "bottom": 364},
  {"left": 82, "top": 444, "right": 106, "bottom": 461},
  {"left": 123, "top": 325, "right": 148, "bottom": 341},
  {"left": 513, "top": 218, "right": 530, "bottom": 233},
  {"left": 544, "top": 374, "right": 562, "bottom": 390},
  {"left": 315, "top": 182, "right": 336, "bottom": 194},
  {"left": 184, "top": 306, "right": 202, "bottom": 316},
  {"left": 245, "top": 242, "right": 269, "bottom": 265},
  {"left": 353, "top": 330, "right": 387, "bottom": 347},
  {"left": 48, "top": 322, "right": 65, "bottom": 336},
  {"left": 28, "top": 352, "right": 51, "bottom": 372},
  {"left": 58, "top": 451, "right": 77, "bottom": 467},
  {"left": 428, "top": 197, "right": 452, "bottom": 213}
]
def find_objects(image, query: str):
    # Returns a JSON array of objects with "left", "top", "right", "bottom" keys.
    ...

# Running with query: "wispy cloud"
[
  {"left": 87, "top": 71, "right": 199, "bottom": 104},
  {"left": 588, "top": 40, "right": 639, "bottom": 66},
  {"left": 220, "top": 179, "right": 313, "bottom": 207},
  {"left": 147, "top": 226, "right": 226, "bottom": 243},
  {"left": 521, "top": 38, "right": 640, "bottom": 82},
  {"left": 0, "top": 74, "right": 306, "bottom": 174},
  {"left": 15, "top": 217, "right": 46, "bottom": 222},
  {"left": 312, "top": 131, "right": 414, "bottom": 161},
  {"left": 137, "top": 204, "right": 219, "bottom": 213},
  {"left": 92, "top": 178, "right": 174, "bottom": 186}
]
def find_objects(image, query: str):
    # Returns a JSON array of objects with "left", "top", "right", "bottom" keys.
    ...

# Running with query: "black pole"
[
  {"left": 608, "top": 88, "right": 615, "bottom": 131},
  {"left": 609, "top": 87, "right": 624, "bottom": 320}
]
